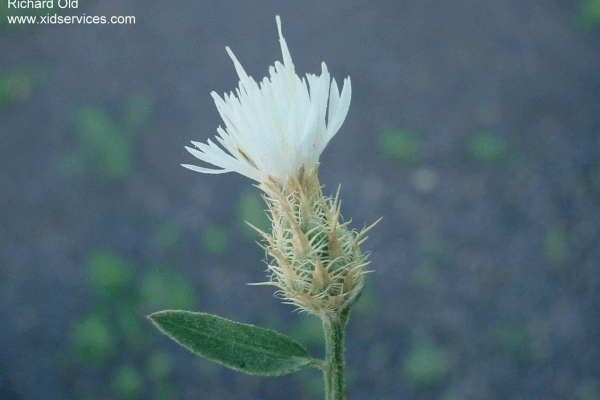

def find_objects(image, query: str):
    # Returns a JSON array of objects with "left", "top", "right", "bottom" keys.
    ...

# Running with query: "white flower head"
[{"left": 183, "top": 15, "right": 351, "bottom": 186}]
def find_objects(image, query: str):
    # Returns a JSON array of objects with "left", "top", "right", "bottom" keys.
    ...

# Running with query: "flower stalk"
[{"left": 323, "top": 312, "right": 346, "bottom": 400}]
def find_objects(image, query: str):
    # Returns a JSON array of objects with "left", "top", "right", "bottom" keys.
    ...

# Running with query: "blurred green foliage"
[
  {"left": 237, "top": 188, "right": 270, "bottom": 238},
  {"left": 290, "top": 314, "right": 324, "bottom": 350},
  {"left": 578, "top": 0, "right": 600, "bottom": 27},
  {"left": 117, "top": 305, "right": 146, "bottom": 352},
  {"left": 351, "top": 279, "right": 378, "bottom": 317},
  {"left": 147, "top": 350, "right": 174, "bottom": 380},
  {"left": 61, "top": 91, "right": 154, "bottom": 180},
  {"left": 68, "top": 250, "right": 196, "bottom": 399},
  {"left": 124, "top": 90, "right": 154, "bottom": 131},
  {"left": 543, "top": 226, "right": 570, "bottom": 267},
  {"left": 376, "top": 125, "right": 420, "bottom": 163},
  {"left": 87, "top": 249, "right": 134, "bottom": 297},
  {"left": 485, "top": 323, "right": 531, "bottom": 362},
  {"left": 403, "top": 341, "right": 450, "bottom": 386},
  {"left": 111, "top": 364, "right": 144, "bottom": 399},
  {"left": 139, "top": 269, "right": 194, "bottom": 313},
  {"left": 64, "top": 107, "right": 130, "bottom": 178},
  {"left": 467, "top": 132, "right": 506, "bottom": 163},
  {"left": 70, "top": 313, "right": 116, "bottom": 370},
  {"left": 201, "top": 223, "right": 229, "bottom": 255},
  {"left": 0, "top": 68, "right": 47, "bottom": 107},
  {"left": 153, "top": 221, "right": 180, "bottom": 251}
]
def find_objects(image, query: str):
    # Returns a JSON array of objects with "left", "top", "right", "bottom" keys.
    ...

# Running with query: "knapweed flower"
[
  {"left": 182, "top": 15, "right": 351, "bottom": 187},
  {"left": 185, "top": 16, "right": 377, "bottom": 317}
]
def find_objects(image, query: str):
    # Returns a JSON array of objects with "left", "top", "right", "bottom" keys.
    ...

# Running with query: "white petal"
[
  {"left": 181, "top": 164, "right": 229, "bottom": 174},
  {"left": 276, "top": 15, "right": 294, "bottom": 70},
  {"left": 226, "top": 46, "right": 255, "bottom": 95},
  {"left": 326, "top": 76, "right": 351, "bottom": 143}
]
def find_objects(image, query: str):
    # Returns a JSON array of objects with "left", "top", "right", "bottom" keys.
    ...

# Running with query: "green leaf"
[{"left": 149, "top": 310, "right": 317, "bottom": 376}]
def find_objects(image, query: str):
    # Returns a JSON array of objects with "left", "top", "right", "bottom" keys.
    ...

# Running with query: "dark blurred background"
[{"left": 1, "top": 1, "right": 599, "bottom": 399}]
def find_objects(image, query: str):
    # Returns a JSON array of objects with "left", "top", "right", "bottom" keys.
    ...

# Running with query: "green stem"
[{"left": 322, "top": 313, "right": 345, "bottom": 400}]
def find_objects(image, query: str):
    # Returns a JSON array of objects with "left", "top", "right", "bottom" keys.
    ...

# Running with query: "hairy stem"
[{"left": 323, "top": 313, "right": 345, "bottom": 400}]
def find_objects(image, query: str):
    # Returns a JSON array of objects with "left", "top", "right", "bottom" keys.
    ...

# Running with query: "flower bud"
[{"left": 250, "top": 166, "right": 377, "bottom": 317}]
